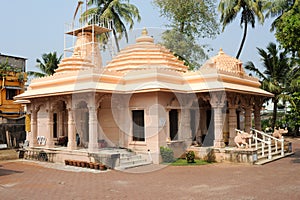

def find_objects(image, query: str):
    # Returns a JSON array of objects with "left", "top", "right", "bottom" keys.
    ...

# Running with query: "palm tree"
[
  {"left": 218, "top": 0, "right": 265, "bottom": 59},
  {"left": 84, "top": 0, "right": 141, "bottom": 52},
  {"left": 264, "top": 0, "right": 295, "bottom": 31},
  {"left": 245, "top": 42, "right": 299, "bottom": 128},
  {"left": 27, "top": 52, "right": 62, "bottom": 78}
]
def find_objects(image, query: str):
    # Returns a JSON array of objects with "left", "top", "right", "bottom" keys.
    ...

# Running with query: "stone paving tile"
[{"left": 0, "top": 137, "right": 300, "bottom": 200}]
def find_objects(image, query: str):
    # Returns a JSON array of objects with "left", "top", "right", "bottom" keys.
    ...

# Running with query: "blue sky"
[{"left": 0, "top": 0, "right": 276, "bottom": 72}]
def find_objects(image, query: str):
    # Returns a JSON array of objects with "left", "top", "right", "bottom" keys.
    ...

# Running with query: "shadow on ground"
[
  {"left": 0, "top": 167, "right": 23, "bottom": 176},
  {"left": 291, "top": 148, "right": 300, "bottom": 163}
]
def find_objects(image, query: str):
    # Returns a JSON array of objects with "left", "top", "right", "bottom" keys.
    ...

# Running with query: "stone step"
[
  {"left": 116, "top": 161, "right": 153, "bottom": 170},
  {"left": 255, "top": 152, "right": 294, "bottom": 165}
]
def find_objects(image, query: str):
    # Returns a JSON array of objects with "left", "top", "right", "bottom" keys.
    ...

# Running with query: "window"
[
  {"left": 6, "top": 89, "right": 17, "bottom": 100},
  {"left": 132, "top": 110, "right": 145, "bottom": 141}
]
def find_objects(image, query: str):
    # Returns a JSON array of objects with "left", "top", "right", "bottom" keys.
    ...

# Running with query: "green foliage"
[
  {"left": 274, "top": 0, "right": 300, "bottom": 56},
  {"left": 153, "top": 0, "right": 219, "bottom": 70},
  {"left": 160, "top": 146, "right": 175, "bottom": 163},
  {"left": 170, "top": 158, "right": 208, "bottom": 166},
  {"left": 185, "top": 150, "right": 195, "bottom": 163},
  {"left": 153, "top": 0, "right": 219, "bottom": 39},
  {"left": 245, "top": 42, "right": 300, "bottom": 128},
  {"left": 27, "top": 52, "right": 62, "bottom": 78},
  {"left": 281, "top": 92, "right": 300, "bottom": 135},
  {"left": 0, "top": 58, "right": 21, "bottom": 77},
  {"left": 160, "top": 29, "right": 208, "bottom": 70},
  {"left": 218, "top": 0, "right": 266, "bottom": 58}
]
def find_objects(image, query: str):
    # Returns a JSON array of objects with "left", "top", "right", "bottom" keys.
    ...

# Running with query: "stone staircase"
[
  {"left": 92, "top": 148, "right": 152, "bottom": 170},
  {"left": 117, "top": 152, "right": 152, "bottom": 170},
  {"left": 237, "top": 128, "right": 293, "bottom": 165},
  {"left": 251, "top": 140, "right": 293, "bottom": 165}
]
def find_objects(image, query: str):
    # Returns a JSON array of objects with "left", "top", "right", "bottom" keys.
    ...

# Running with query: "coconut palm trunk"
[
  {"left": 236, "top": 22, "right": 248, "bottom": 59},
  {"left": 272, "top": 98, "right": 278, "bottom": 129}
]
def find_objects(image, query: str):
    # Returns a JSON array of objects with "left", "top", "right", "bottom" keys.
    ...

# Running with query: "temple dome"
[
  {"left": 202, "top": 48, "right": 245, "bottom": 76},
  {"left": 105, "top": 28, "right": 188, "bottom": 73}
]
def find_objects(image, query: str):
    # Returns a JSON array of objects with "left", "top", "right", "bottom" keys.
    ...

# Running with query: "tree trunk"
[
  {"left": 112, "top": 28, "right": 120, "bottom": 52},
  {"left": 236, "top": 22, "right": 248, "bottom": 59},
  {"left": 272, "top": 98, "right": 278, "bottom": 129}
]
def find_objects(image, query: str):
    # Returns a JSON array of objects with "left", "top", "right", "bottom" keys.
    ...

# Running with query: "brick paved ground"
[{"left": 1, "top": 138, "right": 300, "bottom": 200}]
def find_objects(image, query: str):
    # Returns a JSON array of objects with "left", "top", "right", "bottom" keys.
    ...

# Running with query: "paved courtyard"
[{"left": 1, "top": 138, "right": 300, "bottom": 200}]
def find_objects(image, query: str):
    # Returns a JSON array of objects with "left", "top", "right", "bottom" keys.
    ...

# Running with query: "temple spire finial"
[{"left": 142, "top": 27, "right": 148, "bottom": 36}]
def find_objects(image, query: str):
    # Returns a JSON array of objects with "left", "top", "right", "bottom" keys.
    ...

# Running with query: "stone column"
[
  {"left": 254, "top": 105, "right": 262, "bottom": 131},
  {"left": 58, "top": 111, "right": 64, "bottom": 137},
  {"left": 228, "top": 106, "right": 237, "bottom": 146},
  {"left": 45, "top": 109, "right": 55, "bottom": 148},
  {"left": 88, "top": 106, "right": 98, "bottom": 152},
  {"left": 244, "top": 106, "right": 252, "bottom": 133},
  {"left": 30, "top": 110, "right": 38, "bottom": 147},
  {"left": 67, "top": 107, "right": 76, "bottom": 150},
  {"left": 179, "top": 108, "right": 192, "bottom": 141},
  {"left": 211, "top": 92, "right": 226, "bottom": 148}
]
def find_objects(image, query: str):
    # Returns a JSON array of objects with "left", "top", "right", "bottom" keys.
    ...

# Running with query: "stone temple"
[{"left": 15, "top": 12, "right": 275, "bottom": 167}]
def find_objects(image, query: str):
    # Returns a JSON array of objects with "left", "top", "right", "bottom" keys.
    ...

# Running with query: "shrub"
[
  {"left": 185, "top": 150, "right": 195, "bottom": 163},
  {"left": 160, "top": 146, "right": 175, "bottom": 163}
]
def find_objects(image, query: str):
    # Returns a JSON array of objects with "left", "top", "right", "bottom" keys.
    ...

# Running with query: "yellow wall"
[{"left": 0, "top": 73, "right": 26, "bottom": 118}]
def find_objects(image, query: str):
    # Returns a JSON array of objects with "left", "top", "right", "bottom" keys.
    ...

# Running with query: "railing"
[
  {"left": 65, "top": 14, "right": 112, "bottom": 34},
  {"left": 251, "top": 128, "right": 285, "bottom": 160}
]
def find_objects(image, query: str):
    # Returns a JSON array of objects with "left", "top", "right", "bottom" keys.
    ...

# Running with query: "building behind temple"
[{"left": 0, "top": 53, "right": 27, "bottom": 147}]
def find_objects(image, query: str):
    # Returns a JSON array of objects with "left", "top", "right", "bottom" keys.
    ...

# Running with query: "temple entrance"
[
  {"left": 169, "top": 109, "right": 178, "bottom": 141},
  {"left": 202, "top": 109, "right": 214, "bottom": 146},
  {"left": 51, "top": 100, "right": 68, "bottom": 146},
  {"left": 132, "top": 110, "right": 145, "bottom": 141}
]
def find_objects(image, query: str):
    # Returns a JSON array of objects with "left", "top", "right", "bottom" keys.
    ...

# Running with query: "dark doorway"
[
  {"left": 132, "top": 110, "right": 145, "bottom": 141},
  {"left": 169, "top": 109, "right": 178, "bottom": 140},
  {"left": 202, "top": 109, "right": 214, "bottom": 146},
  {"left": 53, "top": 113, "right": 57, "bottom": 138}
]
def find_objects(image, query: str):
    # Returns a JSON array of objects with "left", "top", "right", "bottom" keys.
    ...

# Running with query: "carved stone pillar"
[
  {"left": 88, "top": 106, "right": 98, "bottom": 152},
  {"left": 58, "top": 111, "right": 64, "bottom": 137},
  {"left": 228, "top": 106, "right": 238, "bottom": 146},
  {"left": 179, "top": 108, "right": 192, "bottom": 141},
  {"left": 254, "top": 104, "right": 262, "bottom": 131},
  {"left": 244, "top": 106, "right": 252, "bottom": 133},
  {"left": 67, "top": 107, "right": 76, "bottom": 150},
  {"left": 45, "top": 109, "right": 55, "bottom": 148},
  {"left": 210, "top": 92, "right": 226, "bottom": 148},
  {"left": 30, "top": 110, "right": 38, "bottom": 147}
]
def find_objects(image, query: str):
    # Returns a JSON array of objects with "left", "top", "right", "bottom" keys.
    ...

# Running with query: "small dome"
[
  {"left": 203, "top": 48, "right": 245, "bottom": 75},
  {"left": 105, "top": 29, "right": 188, "bottom": 73}
]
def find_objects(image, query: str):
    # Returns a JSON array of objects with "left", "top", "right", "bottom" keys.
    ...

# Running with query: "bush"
[
  {"left": 185, "top": 150, "right": 195, "bottom": 163},
  {"left": 160, "top": 146, "right": 175, "bottom": 163}
]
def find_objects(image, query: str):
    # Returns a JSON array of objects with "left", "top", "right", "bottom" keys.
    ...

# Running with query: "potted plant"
[
  {"left": 100, "top": 163, "right": 107, "bottom": 171},
  {"left": 186, "top": 150, "right": 195, "bottom": 163},
  {"left": 64, "top": 160, "right": 70, "bottom": 165}
]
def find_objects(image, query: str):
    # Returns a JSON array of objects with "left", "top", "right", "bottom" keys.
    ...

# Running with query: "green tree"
[
  {"left": 245, "top": 42, "right": 299, "bottom": 128},
  {"left": 271, "top": 0, "right": 300, "bottom": 57},
  {"left": 84, "top": 0, "right": 141, "bottom": 52},
  {"left": 27, "top": 52, "right": 62, "bottom": 78},
  {"left": 218, "top": 0, "right": 266, "bottom": 58},
  {"left": 160, "top": 29, "right": 208, "bottom": 70},
  {"left": 153, "top": 0, "right": 219, "bottom": 69}
]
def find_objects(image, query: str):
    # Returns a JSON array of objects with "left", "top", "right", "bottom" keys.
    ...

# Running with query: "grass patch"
[{"left": 168, "top": 158, "right": 209, "bottom": 166}]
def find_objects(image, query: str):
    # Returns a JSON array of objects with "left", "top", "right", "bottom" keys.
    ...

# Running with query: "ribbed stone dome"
[
  {"left": 203, "top": 48, "right": 245, "bottom": 76},
  {"left": 105, "top": 28, "right": 189, "bottom": 73}
]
